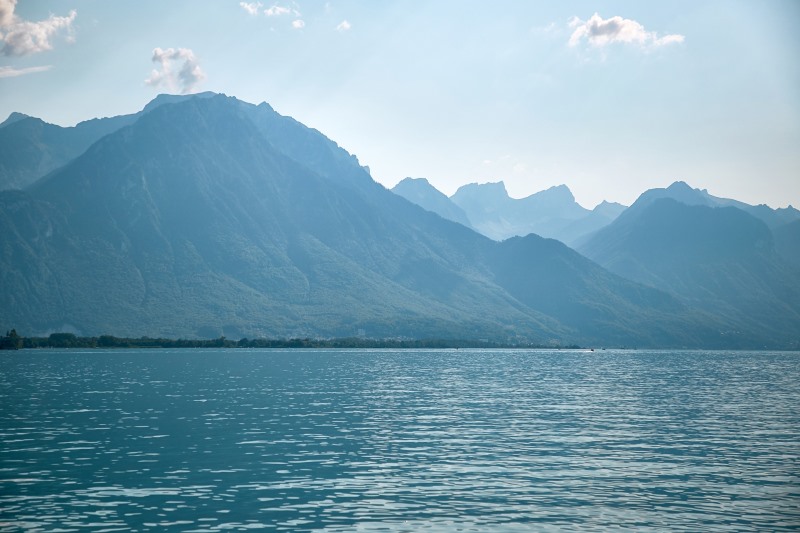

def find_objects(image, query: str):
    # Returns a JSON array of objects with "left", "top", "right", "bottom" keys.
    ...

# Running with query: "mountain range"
[
  {"left": 1, "top": 93, "right": 798, "bottom": 348},
  {"left": 392, "top": 178, "right": 626, "bottom": 246}
]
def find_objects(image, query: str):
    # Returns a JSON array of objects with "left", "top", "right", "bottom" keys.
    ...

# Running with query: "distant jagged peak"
[
  {"left": 399, "top": 176, "right": 431, "bottom": 185},
  {"left": 595, "top": 199, "right": 625, "bottom": 208},
  {"left": 393, "top": 177, "right": 450, "bottom": 202},
  {"left": 453, "top": 181, "right": 581, "bottom": 204},
  {"left": 452, "top": 181, "right": 509, "bottom": 200},
  {"left": 0, "top": 111, "right": 33, "bottom": 128},
  {"left": 256, "top": 101, "right": 275, "bottom": 112},
  {"left": 529, "top": 184, "right": 575, "bottom": 203},
  {"left": 593, "top": 200, "right": 627, "bottom": 216}
]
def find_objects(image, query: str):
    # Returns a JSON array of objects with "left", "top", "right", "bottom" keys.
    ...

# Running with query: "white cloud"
[
  {"left": 239, "top": 1, "right": 262, "bottom": 16},
  {"left": 264, "top": 5, "right": 293, "bottom": 17},
  {"left": 654, "top": 33, "right": 686, "bottom": 46},
  {"left": 568, "top": 13, "right": 684, "bottom": 49},
  {"left": 145, "top": 47, "right": 206, "bottom": 94},
  {"left": 336, "top": 20, "right": 351, "bottom": 32},
  {"left": 0, "top": 64, "right": 51, "bottom": 78},
  {"left": 0, "top": 0, "right": 76, "bottom": 57},
  {"left": 0, "top": 0, "right": 15, "bottom": 27},
  {"left": 292, "top": 19, "right": 305, "bottom": 29}
]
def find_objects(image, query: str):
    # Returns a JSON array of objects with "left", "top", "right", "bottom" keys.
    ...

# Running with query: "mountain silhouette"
[
  {"left": 392, "top": 177, "right": 472, "bottom": 228},
  {"left": 449, "top": 181, "right": 624, "bottom": 246},
  {"left": 0, "top": 93, "right": 784, "bottom": 347},
  {"left": 579, "top": 194, "right": 800, "bottom": 347}
]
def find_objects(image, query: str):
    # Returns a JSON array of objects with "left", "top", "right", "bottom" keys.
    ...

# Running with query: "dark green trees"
[{"left": 0, "top": 329, "right": 22, "bottom": 350}]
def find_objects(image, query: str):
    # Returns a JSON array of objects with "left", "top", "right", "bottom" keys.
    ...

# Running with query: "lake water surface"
[{"left": 1, "top": 349, "right": 799, "bottom": 531}]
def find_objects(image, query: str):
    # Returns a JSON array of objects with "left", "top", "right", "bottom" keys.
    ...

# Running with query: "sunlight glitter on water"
[{"left": 1, "top": 349, "right": 799, "bottom": 531}]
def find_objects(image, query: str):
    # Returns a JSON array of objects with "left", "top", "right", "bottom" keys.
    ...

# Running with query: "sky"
[{"left": 0, "top": 0, "right": 798, "bottom": 209}]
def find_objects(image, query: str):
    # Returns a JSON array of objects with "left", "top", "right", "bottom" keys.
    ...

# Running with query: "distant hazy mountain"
[
  {"left": 392, "top": 177, "right": 472, "bottom": 228},
  {"left": 559, "top": 200, "right": 627, "bottom": 247},
  {"left": 449, "top": 181, "right": 624, "bottom": 246},
  {"left": 0, "top": 93, "right": 732, "bottom": 347},
  {"left": 630, "top": 181, "right": 800, "bottom": 229},
  {"left": 579, "top": 195, "right": 800, "bottom": 347}
]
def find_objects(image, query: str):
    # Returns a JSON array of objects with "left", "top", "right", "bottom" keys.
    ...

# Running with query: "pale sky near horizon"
[{"left": 1, "top": 0, "right": 798, "bottom": 209}]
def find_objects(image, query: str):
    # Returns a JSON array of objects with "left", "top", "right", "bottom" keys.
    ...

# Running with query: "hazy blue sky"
[{"left": 1, "top": 0, "right": 798, "bottom": 208}]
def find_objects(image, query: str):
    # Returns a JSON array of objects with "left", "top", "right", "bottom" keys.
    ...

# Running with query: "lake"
[{"left": 1, "top": 349, "right": 798, "bottom": 531}]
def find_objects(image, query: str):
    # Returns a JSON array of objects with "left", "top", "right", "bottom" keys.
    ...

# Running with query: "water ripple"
[{"left": 1, "top": 349, "right": 799, "bottom": 531}]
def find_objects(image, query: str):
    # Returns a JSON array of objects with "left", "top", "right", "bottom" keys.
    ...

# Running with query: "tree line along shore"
[{"left": 0, "top": 330, "right": 578, "bottom": 350}]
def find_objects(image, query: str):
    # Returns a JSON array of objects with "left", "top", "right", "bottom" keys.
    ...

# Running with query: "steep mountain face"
[
  {"left": 0, "top": 93, "right": 731, "bottom": 347},
  {"left": 579, "top": 197, "right": 800, "bottom": 347},
  {"left": 449, "top": 182, "right": 623, "bottom": 246},
  {"left": 16, "top": 95, "right": 526, "bottom": 340},
  {"left": 774, "top": 219, "right": 800, "bottom": 270},
  {"left": 487, "top": 233, "right": 724, "bottom": 347},
  {"left": 392, "top": 177, "right": 472, "bottom": 228}
]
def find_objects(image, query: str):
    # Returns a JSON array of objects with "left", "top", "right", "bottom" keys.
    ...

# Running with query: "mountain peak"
[
  {"left": 666, "top": 180, "right": 692, "bottom": 191},
  {"left": 392, "top": 177, "right": 473, "bottom": 228},
  {"left": 396, "top": 177, "right": 432, "bottom": 187},
  {"left": 630, "top": 181, "right": 714, "bottom": 212},
  {"left": 141, "top": 91, "right": 221, "bottom": 114},
  {"left": 0, "top": 112, "right": 32, "bottom": 129},
  {"left": 453, "top": 181, "right": 509, "bottom": 200},
  {"left": 535, "top": 184, "right": 575, "bottom": 203}
]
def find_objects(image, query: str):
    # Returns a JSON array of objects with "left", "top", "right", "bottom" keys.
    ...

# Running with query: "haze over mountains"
[
  {"left": 1, "top": 93, "right": 798, "bottom": 348},
  {"left": 392, "top": 178, "right": 626, "bottom": 247}
]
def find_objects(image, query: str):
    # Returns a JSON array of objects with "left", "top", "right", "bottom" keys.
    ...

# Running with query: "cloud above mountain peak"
[{"left": 144, "top": 47, "right": 206, "bottom": 94}]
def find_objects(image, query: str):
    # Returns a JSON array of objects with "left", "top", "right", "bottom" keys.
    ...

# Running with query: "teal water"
[{"left": 1, "top": 349, "right": 798, "bottom": 531}]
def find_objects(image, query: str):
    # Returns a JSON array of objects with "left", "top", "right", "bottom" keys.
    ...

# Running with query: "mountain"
[
  {"left": 558, "top": 200, "right": 627, "bottom": 248},
  {"left": 774, "top": 219, "right": 800, "bottom": 270},
  {"left": 0, "top": 93, "right": 733, "bottom": 347},
  {"left": 449, "top": 181, "right": 624, "bottom": 246},
  {"left": 0, "top": 93, "right": 221, "bottom": 191},
  {"left": 0, "top": 112, "right": 31, "bottom": 128},
  {"left": 392, "top": 177, "right": 472, "bottom": 228},
  {"left": 579, "top": 195, "right": 800, "bottom": 347},
  {"left": 630, "top": 181, "right": 800, "bottom": 229},
  {"left": 0, "top": 114, "right": 133, "bottom": 191}
]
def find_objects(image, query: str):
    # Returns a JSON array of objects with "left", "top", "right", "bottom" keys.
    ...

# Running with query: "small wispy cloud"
[
  {"left": 336, "top": 20, "right": 351, "bottom": 32},
  {"left": 0, "top": 64, "right": 51, "bottom": 78},
  {"left": 239, "top": 1, "right": 262, "bottom": 16},
  {"left": 244, "top": 2, "right": 303, "bottom": 30},
  {"left": 264, "top": 4, "right": 297, "bottom": 17},
  {"left": 145, "top": 47, "right": 206, "bottom": 94},
  {"left": 568, "top": 13, "right": 684, "bottom": 49},
  {"left": 0, "top": 0, "right": 76, "bottom": 57}
]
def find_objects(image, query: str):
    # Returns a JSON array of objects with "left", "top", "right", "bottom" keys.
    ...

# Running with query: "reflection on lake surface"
[{"left": 1, "top": 349, "right": 798, "bottom": 531}]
